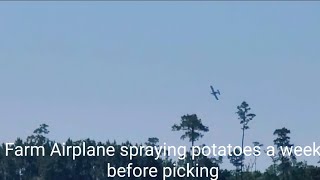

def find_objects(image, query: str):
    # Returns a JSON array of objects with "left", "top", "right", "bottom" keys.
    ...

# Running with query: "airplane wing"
[
  {"left": 213, "top": 93, "right": 219, "bottom": 100},
  {"left": 210, "top": 86, "right": 214, "bottom": 92}
]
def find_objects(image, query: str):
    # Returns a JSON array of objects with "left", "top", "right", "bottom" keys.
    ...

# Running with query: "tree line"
[{"left": 0, "top": 101, "right": 319, "bottom": 180}]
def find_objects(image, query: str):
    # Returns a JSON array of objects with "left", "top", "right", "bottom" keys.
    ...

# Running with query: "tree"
[
  {"left": 228, "top": 148, "right": 244, "bottom": 180},
  {"left": 252, "top": 141, "right": 263, "bottom": 172},
  {"left": 27, "top": 123, "right": 50, "bottom": 145},
  {"left": 172, "top": 114, "right": 209, "bottom": 147},
  {"left": 264, "top": 149, "right": 278, "bottom": 176},
  {"left": 236, "top": 101, "right": 256, "bottom": 179},
  {"left": 145, "top": 137, "right": 159, "bottom": 147},
  {"left": 273, "top": 127, "right": 296, "bottom": 180},
  {"left": 2, "top": 123, "right": 320, "bottom": 180}
]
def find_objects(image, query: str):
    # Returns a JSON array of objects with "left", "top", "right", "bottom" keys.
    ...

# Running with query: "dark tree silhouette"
[
  {"left": 252, "top": 141, "right": 263, "bottom": 172},
  {"left": 172, "top": 114, "right": 209, "bottom": 147},
  {"left": 145, "top": 137, "right": 160, "bottom": 147},
  {"left": 236, "top": 101, "right": 256, "bottom": 180},
  {"left": 273, "top": 127, "right": 296, "bottom": 180},
  {"left": 228, "top": 148, "right": 244, "bottom": 180},
  {"left": 1, "top": 119, "right": 320, "bottom": 180}
]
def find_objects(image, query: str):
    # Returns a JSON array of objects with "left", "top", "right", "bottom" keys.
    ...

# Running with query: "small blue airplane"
[{"left": 210, "top": 85, "right": 220, "bottom": 100}]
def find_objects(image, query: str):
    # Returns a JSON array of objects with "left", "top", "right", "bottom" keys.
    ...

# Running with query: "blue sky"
[{"left": 0, "top": 2, "right": 319, "bottom": 170}]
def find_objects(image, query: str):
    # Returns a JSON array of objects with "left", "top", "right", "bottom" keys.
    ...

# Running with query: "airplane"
[{"left": 210, "top": 85, "right": 220, "bottom": 100}]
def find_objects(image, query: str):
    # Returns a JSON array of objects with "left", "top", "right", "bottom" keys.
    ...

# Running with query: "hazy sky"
[{"left": 0, "top": 2, "right": 319, "bottom": 170}]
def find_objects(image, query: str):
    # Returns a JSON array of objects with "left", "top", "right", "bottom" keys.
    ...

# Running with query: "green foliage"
[
  {"left": 236, "top": 101, "right": 256, "bottom": 180},
  {"left": 228, "top": 147, "right": 244, "bottom": 179},
  {"left": 236, "top": 102, "right": 256, "bottom": 131},
  {"left": 273, "top": 127, "right": 296, "bottom": 180},
  {"left": 1, "top": 108, "right": 319, "bottom": 180},
  {"left": 172, "top": 114, "right": 209, "bottom": 146},
  {"left": 145, "top": 137, "right": 160, "bottom": 147}
]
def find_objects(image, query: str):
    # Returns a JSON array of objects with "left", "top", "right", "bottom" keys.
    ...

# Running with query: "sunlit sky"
[{"left": 0, "top": 2, "right": 319, "bottom": 170}]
